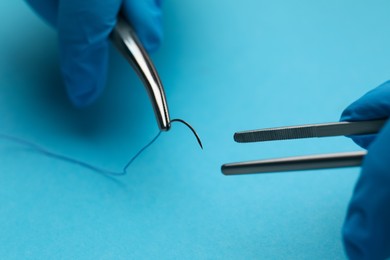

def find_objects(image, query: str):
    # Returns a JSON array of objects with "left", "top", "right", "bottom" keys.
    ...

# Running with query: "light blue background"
[{"left": 1, "top": 1, "right": 390, "bottom": 259}]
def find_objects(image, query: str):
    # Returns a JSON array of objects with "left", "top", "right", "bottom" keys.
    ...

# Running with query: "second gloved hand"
[
  {"left": 25, "top": 0, "right": 163, "bottom": 107},
  {"left": 341, "top": 81, "right": 390, "bottom": 259}
]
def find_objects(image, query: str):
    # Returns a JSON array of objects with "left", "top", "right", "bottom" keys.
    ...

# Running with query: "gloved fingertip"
[
  {"left": 340, "top": 102, "right": 359, "bottom": 122},
  {"left": 138, "top": 26, "right": 163, "bottom": 53},
  {"left": 57, "top": 1, "right": 123, "bottom": 107},
  {"left": 60, "top": 41, "right": 109, "bottom": 107},
  {"left": 340, "top": 113, "right": 352, "bottom": 122},
  {"left": 123, "top": 0, "right": 164, "bottom": 53},
  {"left": 64, "top": 74, "right": 106, "bottom": 108},
  {"left": 352, "top": 134, "right": 376, "bottom": 149}
]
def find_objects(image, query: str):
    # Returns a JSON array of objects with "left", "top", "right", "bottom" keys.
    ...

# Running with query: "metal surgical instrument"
[
  {"left": 222, "top": 119, "right": 387, "bottom": 175},
  {"left": 111, "top": 17, "right": 171, "bottom": 131}
]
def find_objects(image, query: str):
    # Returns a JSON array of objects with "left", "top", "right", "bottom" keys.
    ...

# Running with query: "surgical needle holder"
[
  {"left": 111, "top": 17, "right": 171, "bottom": 131},
  {"left": 222, "top": 119, "right": 387, "bottom": 175}
]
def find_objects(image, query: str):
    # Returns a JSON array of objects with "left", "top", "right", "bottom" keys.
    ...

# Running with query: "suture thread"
[{"left": 0, "top": 118, "right": 202, "bottom": 176}]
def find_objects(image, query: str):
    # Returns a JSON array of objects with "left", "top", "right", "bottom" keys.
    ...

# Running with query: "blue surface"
[{"left": 1, "top": 1, "right": 390, "bottom": 259}]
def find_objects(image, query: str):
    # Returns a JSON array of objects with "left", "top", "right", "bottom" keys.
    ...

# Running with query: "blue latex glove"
[
  {"left": 341, "top": 81, "right": 390, "bottom": 259},
  {"left": 25, "top": 0, "right": 163, "bottom": 107}
]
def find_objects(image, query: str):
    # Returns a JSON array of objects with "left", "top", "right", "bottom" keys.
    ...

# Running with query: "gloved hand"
[
  {"left": 340, "top": 81, "right": 390, "bottom": 259},
  {"left": 25, "top": 0, "right": 163, "bottom": 107}
]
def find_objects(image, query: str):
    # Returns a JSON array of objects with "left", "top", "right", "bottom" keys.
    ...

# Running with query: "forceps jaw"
[
  {"left": 111, "top": 17, "right": 171, "bottom": 131},
  {"left": 222, "top": 151, "right": 366, "bottom": 175},
  {"left": 222, "top": 119, "right": 387, "bottom": 175}
]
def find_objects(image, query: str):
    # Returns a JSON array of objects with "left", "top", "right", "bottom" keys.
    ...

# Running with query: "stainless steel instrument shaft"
[
  {"left": 222, "top": 151, "right": 366, "bottom": 175},
  {"left": 111, "top": 17, "right": 171, "bottom": 131},
  {"left": 234, "top": 119, "right": 387, "bottom": 143}
]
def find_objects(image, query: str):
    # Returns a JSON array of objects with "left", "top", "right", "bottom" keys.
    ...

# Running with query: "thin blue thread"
[
  {"left": 0, "top": 118, "right": 202, "bottom": 175},
  {"left": 123, "top": 131, "right": 162, "bottom": 172},
  {"left": 0, "top": 131, "right": 162, "bottom": 176}
]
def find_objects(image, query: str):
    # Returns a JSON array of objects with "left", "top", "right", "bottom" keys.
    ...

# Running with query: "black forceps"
[{"left": 222, "top": 119, "right": 387, "bottom": 175}]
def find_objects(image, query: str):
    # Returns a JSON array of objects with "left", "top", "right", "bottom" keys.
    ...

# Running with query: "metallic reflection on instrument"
[
  {"left": 222, "top": 151, "right": 365, "bottom": 175},
  {"left": 234, "top": 120, "right": 386, "bottom": 143},
  {"left": 111, "top": 17, "right": 171, "bottom": 131},
  {"left": 222, "top": 119, "right": 387, "bottom": 175}
]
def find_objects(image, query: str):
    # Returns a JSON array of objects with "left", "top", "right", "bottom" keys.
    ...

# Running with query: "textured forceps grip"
[{"left": 234, "top": 119, "right": 387, "bottom": 143}]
